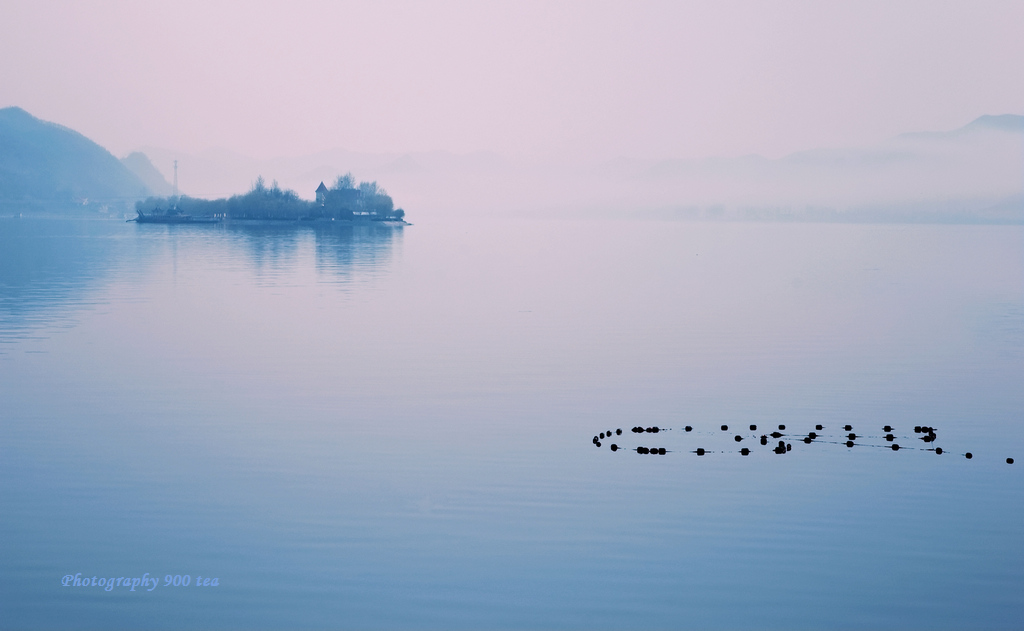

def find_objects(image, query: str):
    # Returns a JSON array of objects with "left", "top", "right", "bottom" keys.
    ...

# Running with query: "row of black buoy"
[{"left": 591, "top": 422, "right": 1016, "bottom": 463}]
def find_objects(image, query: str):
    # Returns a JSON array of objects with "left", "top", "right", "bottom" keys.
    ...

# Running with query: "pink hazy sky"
[{"left": 2, "top": 0, "right": 1022, "bottom": 161}]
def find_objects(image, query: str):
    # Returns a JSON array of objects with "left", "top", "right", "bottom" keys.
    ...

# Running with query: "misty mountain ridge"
[
  {"left": 581, "top": 114, "right": 1023, "bottom": 221},
  {"left": 631, "top": 114, "right": 1023, "bottom": 173},
  {"left": 121, "top": 152, "right": 173, "bottom": 196},
  {"left": 899, "top": 113, "right": 1024, "bottom": 140},
  {"left": 0, "top": 106, "right": 152, "bottom": 210}
]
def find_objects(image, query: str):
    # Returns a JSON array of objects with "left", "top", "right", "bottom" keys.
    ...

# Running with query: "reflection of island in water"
[
  {"left": 590, "top": 423, "right": 1016, "bottom": 465},
  {"left": 219, "top": 220, "right": 403, "bottom": 284}
]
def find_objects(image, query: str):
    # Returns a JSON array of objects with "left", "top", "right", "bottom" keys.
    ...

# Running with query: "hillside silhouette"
[{"left": 0, "top": 106, "right": 151, "bottom": 209}]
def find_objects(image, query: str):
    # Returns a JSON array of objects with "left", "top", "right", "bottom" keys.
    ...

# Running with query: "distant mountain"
[
  {"left": 899, "top": 114, "right": 1024, "bottom": 140},
  {"left": 0, "top": 106, "right": 151, "bottom": 208},
  {"left": 121, "top": 151, "right": 173, "bottom": 196},
  {"left": 959, "top": 113, "right": 1024, "bottom": 133},
  {"left": 580, "top": 113, "right": 1024, "bottom": 222}
]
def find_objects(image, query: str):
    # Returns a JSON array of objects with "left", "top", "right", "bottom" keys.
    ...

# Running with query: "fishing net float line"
[{"left": 592, "top": 424, "right": 1014, "bottom": 464}]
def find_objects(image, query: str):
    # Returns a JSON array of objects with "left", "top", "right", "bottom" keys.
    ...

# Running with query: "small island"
[{"left": 133, "top": 174, "right": 407, "bottom": 223}]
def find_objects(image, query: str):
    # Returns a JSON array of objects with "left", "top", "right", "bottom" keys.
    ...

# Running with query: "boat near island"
[
  {"left": 130, "top": 209, "right": 221, "bottom": 224},
  {"left": 129, "top": 158, "right": 220, "bottom": 224}
]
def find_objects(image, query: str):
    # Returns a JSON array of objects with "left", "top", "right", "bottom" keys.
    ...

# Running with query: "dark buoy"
[
  {"left": 596, "top": 441, "right": 601, "bottom": 447},
  {"left": 593, "top": 436, "right": 599, "bottom": 444},
  {"left": 914, "top": 426, "right": 922, "bottom": 433},
  {"left": 815, "top": 424, "right": 823, "bottom": 431},
  {"left": 965, "top": 452, "right": 973, "bottom": 459},
  {"left": 883, "top": 425, "right": 893, "bottom": 432},
  {"left": 600, "top": 432, "right": 605, "bottom": 439},
  {"left": 803, "top": 437, "right": 812, "bottom": 444},
  {"left": 786, "top": 443, "right": 792, "bottom": 451},
  {"left": 846, "top": 440, "right": 854, "bottom": 448},
  {"left": 885, "top": 434, "right": 894, "bottom": 441},
  {"left": 808, "top": 432, "right": 817, "bottom": 439},
  {"left": 734, "top": 435, "right": 743, "bottom": 442},
  {"left": 935, "top": 448, "right": 943, "bottom": 455},
  {"left": 615, "top": 428, "right": 622, "bottom": 435},
  {"left": 610, "top": 444, "right": 618, "bottom": 451},
  {"left": 760, "top": 435, "right": 768, "bottom": 445},
  {"left": 741, "top": 448, "right": 750, "bottom": 455},
  {"left": 658, "top": 448, "right": 666, "bottom": 455},
  {"left": 1008, "top": 458, "right": 1014, "bottom": 464},
  {"left": 778, "top": 424, "right": 786, "bottom": 430},
  {"left": 749, "top": 424, "right": 757, "bottom": 431},
  {"left": 637, "top": 446, "right": 648, "bottom": 454},
  {"left": 844, "top": 424, "right": 853, "bottom": 431},
  {"left": 771, "top": 431, "right": 782, "bottom": 438},
  {"left": 606, "top": 430, "right": 612, "bottom": 437},
  {"left": 892, "top": 444, "right": 900, "bottom": 451},
  {"left": 684, "top": 426, "right": 693, "bottom": 432},
  {"left": 922, "top": 434, "right": 936, "bottom": 443},
  {"left": 721, "top": 425, "right": 729, "bottom": 431},
  {"left": 847, "top": 433, "right": 857, "bottom": 440},
  {"left": 696, "top": 448, "right": 705, "bottom": 456}
]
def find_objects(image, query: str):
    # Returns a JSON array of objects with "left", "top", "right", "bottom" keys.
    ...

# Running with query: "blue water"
[{"left": 1, "top": 215, "right": 1022, "bottom": 629}]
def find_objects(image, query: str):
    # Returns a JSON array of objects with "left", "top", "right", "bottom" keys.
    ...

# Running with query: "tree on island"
[{"left": 332, "top": 173, "right": 354, "bottom": 190}]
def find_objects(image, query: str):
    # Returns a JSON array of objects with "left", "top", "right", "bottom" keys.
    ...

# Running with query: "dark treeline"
[{"left": 136, "top": 174, "right": 406, "bottom": 221}]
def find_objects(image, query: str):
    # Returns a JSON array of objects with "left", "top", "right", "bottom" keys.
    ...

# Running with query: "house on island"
[
  {"left": 313, "top": 180, "right": 404, "bottom": 221},
  {"left": 315, "top": 181, "right": 362, "bottom": 210}
]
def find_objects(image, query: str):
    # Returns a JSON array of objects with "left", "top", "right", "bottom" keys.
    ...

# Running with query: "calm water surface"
[{"left": 1, "top": 215, "right": 1022, "bottom": 629}]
